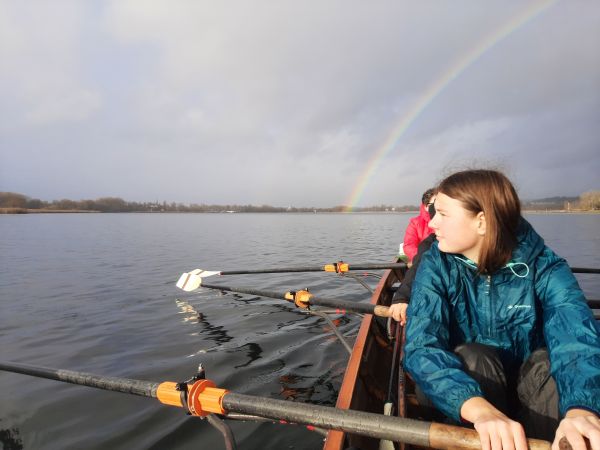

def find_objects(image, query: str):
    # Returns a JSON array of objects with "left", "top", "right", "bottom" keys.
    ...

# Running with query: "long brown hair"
[{"left": 437, "top": 169, "right": 521, "bottom": 274}]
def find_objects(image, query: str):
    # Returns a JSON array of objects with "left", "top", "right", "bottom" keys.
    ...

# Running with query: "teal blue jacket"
[{"left": 404, "top": 218, "right": 600, "bottom": 422}]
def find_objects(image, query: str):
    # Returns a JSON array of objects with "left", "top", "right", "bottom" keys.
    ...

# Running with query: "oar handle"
[{"left": 430, "top": 423, "right": 550, "bottom": 450}]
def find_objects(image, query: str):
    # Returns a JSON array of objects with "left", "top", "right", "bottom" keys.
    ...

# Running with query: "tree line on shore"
[
  {"left": 0, "top": 192, "right": 417, "bottom": 213},
  {"left": 1, "top": 191, "right": 599, "bottom": 214}
]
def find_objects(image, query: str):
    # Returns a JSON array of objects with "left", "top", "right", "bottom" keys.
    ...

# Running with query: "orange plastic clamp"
[
  {"left": 293, "top": 289, "right": 312, "bottom": 308},
  {"left": 156, "top": 381, "right": 184, "bottom": 407},
  {"left": 323, "top": 264, "right": 336, "bottom": 272},
  {"left": 187, "top": 379, "right": 228, "bottom": 416},
  {"left": 324, "top": 262, "right": 349, "bottom": 273},
  {"left": 336, "top": 263, "right": 349, "bottom": 273}
]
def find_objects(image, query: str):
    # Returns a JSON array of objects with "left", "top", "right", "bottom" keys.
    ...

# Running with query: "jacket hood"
[{"left": 511, "top": 217, "right": 546, "bottom": 266}]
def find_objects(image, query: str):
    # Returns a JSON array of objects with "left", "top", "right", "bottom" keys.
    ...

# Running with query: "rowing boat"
[
  {"left": 324, "top": 263, "right": 406, "bottom": 450},
  {"left": 322, "top": 263, "right": 479, "bottom": 450},
  {"left": 323, "top": 263, "right": 600, "bottom": 450}
]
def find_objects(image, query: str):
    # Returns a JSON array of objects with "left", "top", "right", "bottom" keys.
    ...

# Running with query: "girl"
[
  {"left": 402, "top": 188, "right": 436, "bottom": 262},
  {"left": 403, "top": 170, "right": 600, "bottom": 450}
]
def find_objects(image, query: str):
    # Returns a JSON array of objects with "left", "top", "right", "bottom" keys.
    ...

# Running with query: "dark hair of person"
[
  {"left": 437, "top": 169, "right": 521, "bottom": 274},
  {"left": 421, "top": 188, "right": 435, "bottom": 205}
]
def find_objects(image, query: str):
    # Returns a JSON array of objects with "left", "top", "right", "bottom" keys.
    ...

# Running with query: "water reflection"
[
  {"left": 279, "top": 373, "right": 315, "bottom": 401},
  {"left": 175, "top": 297, "right": 234, "bottom": 344},
  {"left": 278, "top": 368, "right": 339, "bottom": 405},
  {"left": 232, "top": 342, "right": 263, "bottom": 368},
  {"left": 196, "top": 313, "right": 234, "bottom": 345},
  {"left": 175, "top": 299, "right": 201, "bottom": 324},
  {"left": 0, "top": 426, "right": 23, "bottom": 450}
]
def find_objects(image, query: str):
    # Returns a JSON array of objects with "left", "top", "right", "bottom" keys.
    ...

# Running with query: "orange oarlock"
[
  {"left": 323, "top": 261, "right": 349, "bottom": 274},
  {"left": 284, "top": 289, "right": 313, "bottom": 308},
  {"left": 156, "top": 379, "right": 228, "bottom": 416},
  {"left": 187, "top": 379, "right": 228, "bottom": 416}
]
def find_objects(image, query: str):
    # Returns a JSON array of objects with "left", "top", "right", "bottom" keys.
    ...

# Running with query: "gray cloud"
[{"left": 1, "top": 1, "right": 598, "bottom": 206}]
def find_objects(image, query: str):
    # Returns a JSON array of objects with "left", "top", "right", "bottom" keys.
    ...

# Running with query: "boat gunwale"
[{"left": 323, "top": 267, "right": 397, "bottom": 449}]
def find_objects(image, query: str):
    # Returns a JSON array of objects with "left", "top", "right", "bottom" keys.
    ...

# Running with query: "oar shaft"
[
  {"left": 219, "top": 262, "right": 408, "bottom": 275},
  {"left": 571, "top": 267, "right": 600, "bottom": 274},
  {"left": 200, "top": 282, "right": 284, "bottom": 301},
  {"left": 222, "top": 267, "right": 321, "bottom": 275},
  {"left": 199, "top": 282, "right": 391, "bottom": 317},
  {"left": 0, "top": 361, "right": 159, "bottom": 398},
  {"left": 308, "top": 296, "right": 390, "bottom": 316},
  {"left": 221, "top": 268, "right": 321, "bottom": 275},
  {"left": 222, "top": 392, "right": 430, "bottom": 445}
]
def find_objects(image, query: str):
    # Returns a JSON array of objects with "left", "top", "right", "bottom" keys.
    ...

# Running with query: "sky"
[{"left": 0, "top": 1, "right": 599, "bottom": 208}]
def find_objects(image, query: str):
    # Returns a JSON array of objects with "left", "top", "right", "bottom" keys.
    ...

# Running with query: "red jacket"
[{"left": 402, "top": 204, "right": 433, "bottom": 262}]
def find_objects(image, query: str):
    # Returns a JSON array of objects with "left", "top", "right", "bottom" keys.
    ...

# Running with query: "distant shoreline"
[
  {"left": 2, "top": 207, "right": 599, "bottom": 215},
  {"left": 4, "top": 191, "right": 597, "bottom": 214},
  {"left": 0, "top": 208, "right": 100, "bottom": 214}
]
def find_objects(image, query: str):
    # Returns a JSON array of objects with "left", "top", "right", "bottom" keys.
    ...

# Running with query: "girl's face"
[{"left": 429, "top": 193, "right": 485, "bottom": 262}]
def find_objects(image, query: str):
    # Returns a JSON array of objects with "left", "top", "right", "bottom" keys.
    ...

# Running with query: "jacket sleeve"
[
  {"left": 536, "top": 249, "right": 600, "bottom": 417},
  {"left": 403, "top": 219, "right": 420, "bottom": 261},
  {"left": 404, "top": 249, "right": 484, "bottom": 421},
  {"left": 394, "top": 234, "right": 436, "bottom": 303}
]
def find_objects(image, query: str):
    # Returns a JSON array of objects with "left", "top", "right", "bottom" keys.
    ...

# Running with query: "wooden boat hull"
[{"left": 324, "top": 265, "right": 405, "bottom": 450}]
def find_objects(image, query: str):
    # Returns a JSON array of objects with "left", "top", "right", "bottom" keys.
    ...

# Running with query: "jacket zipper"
[{"left": 487, "top": 274, "right": 493, "bottom": 336}]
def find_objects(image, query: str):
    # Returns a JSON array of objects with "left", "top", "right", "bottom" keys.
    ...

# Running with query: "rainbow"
[{"left": 344, "top": 0, "right": 557, "bottom": 211}]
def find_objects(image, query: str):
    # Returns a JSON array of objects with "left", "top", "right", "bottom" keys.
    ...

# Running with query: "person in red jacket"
[{"left": 402, "top": 188, "right": 435, "bottom": 262}]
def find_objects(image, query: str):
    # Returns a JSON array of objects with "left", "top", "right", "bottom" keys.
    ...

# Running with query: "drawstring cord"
[
  {"left": 504, "top": 261, "right": 530, "bottom": 278},
  {"left": 453, "top": 255, "right": 478, "bottom": 269},
  {"left": 453, "top": 256, "right": 530, "bottom": 278}
]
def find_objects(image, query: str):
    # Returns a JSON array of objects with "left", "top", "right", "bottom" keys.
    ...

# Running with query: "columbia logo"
[{"left": 507, "top": 305, "right": 531, "bottom": 310}]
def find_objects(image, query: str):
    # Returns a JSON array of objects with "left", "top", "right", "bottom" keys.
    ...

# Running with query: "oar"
[
  {"left": 176, "top": 278, "right": 392, "bottom": 318},
  {"left": 177, "top": 269, "right": 600, "bottom": 317},
  {"left": 176, "top": 275, "right": 600, "bottom": 316},
  {"left": 176, "top": 264, "right": 599, "bottom": 285},
  {"left": 571, "top": 267, "right": 600, "bottom": 274},
  {"left": 177, "top": 262, "right": 407, "bottom": 282},
  {"left": 0, "top": 361, "right": 553, "bottom": 450}
]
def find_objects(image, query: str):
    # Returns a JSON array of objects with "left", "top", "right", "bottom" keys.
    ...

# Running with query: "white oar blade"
[
  {"left": 189, "top": 269, "right": 220, "bottom": 278},
  {"left": 176, "top": 269, "right": 221, "bottom": 291},
  {"left": 177, "top": 269, "right": 221, "bottom": 292},
  {"left": 176, "top": 272, "right": 203, "bottom": 292}
]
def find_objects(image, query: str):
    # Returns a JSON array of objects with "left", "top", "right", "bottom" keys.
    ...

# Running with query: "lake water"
[{"left": 1, "top": 213, "right": 598, "bottom": 450}]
